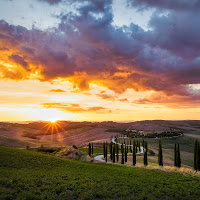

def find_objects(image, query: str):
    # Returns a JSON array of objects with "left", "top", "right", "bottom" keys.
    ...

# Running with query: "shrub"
[{"left": 73, "top": 145, "right": 78, "bottom": 149}]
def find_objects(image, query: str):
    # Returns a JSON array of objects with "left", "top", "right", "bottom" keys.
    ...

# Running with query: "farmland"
[{"left": 1, "top": 146, "right": 200, "bottom": 200}]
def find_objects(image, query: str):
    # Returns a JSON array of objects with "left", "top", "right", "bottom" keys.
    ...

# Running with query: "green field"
[
  {"left": 1, "top": 146, "right": 200, "bottom": 199},
  {"left": 79, "top": 147, "right": 103, "bottom": 154}
]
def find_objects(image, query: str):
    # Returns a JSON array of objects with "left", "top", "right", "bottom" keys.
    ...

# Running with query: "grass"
[
  {"left": 1, "top": 146, "right": 200, "bottom": 199},
  {"left": 79, "top": 147, "right": 103, "bottom": 154}
]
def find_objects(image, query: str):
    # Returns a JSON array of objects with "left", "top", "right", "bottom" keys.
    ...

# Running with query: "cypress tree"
[
  {"left": 103, "top": 142, "right": 105, "bottom": 158},
  {"left": 177, "top": 144, "right": 181, "bottom": 168},
  {"left": 133, "top": 143, "right": 136, "bottom": 166},
  {"left": 194, "top": 139, "right": 198, "bottom": 171},
  {"left": 110, "top": 142, "right": 113, "bottom": 160},
  {"left": 130, "top": 144, "right": 132, "bottom": 153},
  {"left": 135, "top": 141, "right": 138, "bottom": 153},
  {"left": 121, "top": 144, "right": 124, "bottom": 164},
  {"left": 158, "top": 140, "right": 163, "bottom": 166},
  {"left": 116, "top": 144, "right": 119, "bottom": 162},
  {"left": 113, "top": 143, "right": 115, "bottom": 163},
  {"left": 139, "top": 141, "right": 141, "bottom": 151},
  {"left": 194, "top": 139, "right": 199, "bottom": 171},
  {"left": 92, "top": 143, "right": 94, "bottom": 155},
  {"left": 105, "top": 143, "right": 108, "bottom": 162},
  {"left": 125, "top": 144, "right": 127, "bottom": 162},
  {"left": 142, "top": 139, "right": 145, "bottom": 148},
  {"left": 144, "top": 142, "right": 148, "bottom": 166},
  {"left": 198, "top": 141, "right": 200, "bottom": 171},
  {"left": 174, "top": 144, "right": 177, "bottom": 167},
  {"left": 130, "top": 140, "right": 132, "bottom": 153},
  {"left": 88, "top": 143, "right": 91, "bottom": 157}
]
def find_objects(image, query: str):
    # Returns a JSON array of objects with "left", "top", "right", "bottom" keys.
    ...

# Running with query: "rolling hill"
[{"left": 1, "top": 146, "right": 200, "bottom": 199}]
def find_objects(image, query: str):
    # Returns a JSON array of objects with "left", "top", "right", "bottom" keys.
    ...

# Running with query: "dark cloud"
[
  {"left": 0, "top": 0, "right": 200, "bottom": 106},
  {"left": 9, "top": 54, "right": 29, "bottom": 69},
  {"left": 38, "top": 0, "right": 62, "bottom": 5}
]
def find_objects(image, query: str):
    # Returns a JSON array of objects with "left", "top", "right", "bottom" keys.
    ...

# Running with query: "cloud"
[
  {"left": 0, "top": 0, "right": 200, "bottom": 107},
  {"left": 49, "top": 89, "right": 66, "bottom": 92},
  {"left": 118, "top": 98, "right": 129, "bottom": 102},
  {"left": 127, "top": 0, "right": 200, "bottom": 11},
  {"left": 38, "top": 0, "right": 62, "bottom": 5},
  {"left": 9, "top": 54, "right": 29, "bottom": 70},
  {"left": 96, "top": 93, "right": 115, "bottom": 101},
  {"left": 134, "top": 92, "right": 200, "bottom": 108},
  {"left": 43, "top": 102, "right": 109, "bottom": 113}
]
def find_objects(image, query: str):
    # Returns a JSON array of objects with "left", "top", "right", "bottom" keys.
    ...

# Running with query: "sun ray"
[
  {"left": 56, "top": 122, "right": 70, "bottom": 137},
  {"left": 40, "top": 123, "right": 52, "bottom": 141}
]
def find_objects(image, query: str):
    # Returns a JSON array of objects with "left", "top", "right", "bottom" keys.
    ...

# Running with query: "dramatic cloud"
[
  {"left": 0, "top": 0, "right": 200, "bottom": 108},
  {"left": 9, "top": 54, "right": 29, "bottom": 70}
]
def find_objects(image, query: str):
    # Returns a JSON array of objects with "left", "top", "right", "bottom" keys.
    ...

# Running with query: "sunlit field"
[{"left": 1, "top": 146, "right": 200, "bottom": 200}]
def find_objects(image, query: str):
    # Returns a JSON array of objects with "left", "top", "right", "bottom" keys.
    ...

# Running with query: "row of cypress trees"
[
  {"left": 102, "top": 141, "right": 147, "bottom": 166},
  {"left": 102, "top": 140, "right": 182, "bottom": 168},
  {"left": 92, "top": 140, "right": 186, "bottom": 170}
]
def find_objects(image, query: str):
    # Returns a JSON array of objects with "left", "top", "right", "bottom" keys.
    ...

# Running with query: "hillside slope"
[{"left": 0, "top": 146, "right": 200, "bottom": 200}]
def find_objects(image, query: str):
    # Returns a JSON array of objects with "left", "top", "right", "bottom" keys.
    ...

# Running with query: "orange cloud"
[
  {"left": 49, "top": 89, "right": 66, "bottom": 92},
  {"left": 42, "top": 103, "right": 111, "bottom": 113}
]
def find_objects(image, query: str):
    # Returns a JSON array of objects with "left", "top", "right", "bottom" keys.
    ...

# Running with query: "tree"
[
  {"left": 144, "top": 142, "right": 148, "bottom": 166},
  {"left": 103, "top": 143, "right": 105, "bottom": 158},
  {"left": 130, "top": 140, "right": 132, "bottom": 153},
  {"left": 105, "top": 142, "right": 108, "bottom": 162},
  {"left": 130, "top": 141, "right": 132, "bottom": 153},
  {"left": 133, "top": 142, "right": 136, "bottom": 166},
  {"left": 139, "top": 141, "right": 141, "bottom": 151},
  {"left": 116, "top": 144, "right": 119, "bottom": 162},
  {"left": 125, "top": 144, "right": 127, "bottom": 163},
  {"left": 113, "top": 143, "right": 115, "bottom": 163},
  {"left": 177, "top": 143, "right": 181, "bottom": 168},
  {"left": 92, "top": 143, "right": 94, "bottom": 155},
  {"left": 121, "top": 144, "right": 124, "bottom": 164},
  {"left": 158, "top": 140, "right": 163, "bottom": 166},
  {"left": 110, "top": 142, "right": 113, "bottom": 161},
  {"left": 194, "top": 139, "right": 199, "bottom": 171},
  {"left": 174, "top": 144, "right": 177, "bottom": 167},
  {"left": 135, "top": 141, "right": 137, "bottom": 153},
  {"left": 88, "top": 143, "right": 91, "bottom": 157}
]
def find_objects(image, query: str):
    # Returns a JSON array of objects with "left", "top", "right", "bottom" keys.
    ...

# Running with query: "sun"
[{"left": 50, "top": 118, "right": 58, "bottom": 123}]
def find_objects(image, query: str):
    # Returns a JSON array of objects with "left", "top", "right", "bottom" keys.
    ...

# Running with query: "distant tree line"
[{"left": 107, "top": 129, "right": 183, "bottom": 139}]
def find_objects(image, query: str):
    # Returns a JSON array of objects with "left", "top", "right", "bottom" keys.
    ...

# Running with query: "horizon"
[
  {"left": 0, "top": 0, "right": 200, "bottom": 122},
  {"left": 1, "top": 119, "right": 200, "bottom": 124}
]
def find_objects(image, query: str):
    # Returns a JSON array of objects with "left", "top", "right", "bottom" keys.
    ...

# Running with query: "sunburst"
[{"left": 37, "top": 120, "right": 68, "bottom": 143}]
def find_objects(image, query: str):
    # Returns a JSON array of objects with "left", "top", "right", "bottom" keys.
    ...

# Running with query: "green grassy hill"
[{"left": 1, "top": 146, "right": 200, "bottom": 200}]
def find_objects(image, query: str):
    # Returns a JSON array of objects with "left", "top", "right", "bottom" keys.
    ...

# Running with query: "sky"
[{"left": 0, "top": 0, "right": 200, "bottom": 122}]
